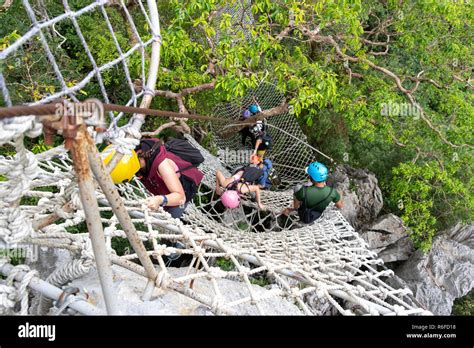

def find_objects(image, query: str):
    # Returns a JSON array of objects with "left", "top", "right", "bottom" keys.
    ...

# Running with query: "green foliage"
[
  {"left": 452, "top": 290, "right": 474, "bottom": 316},
  {"left": 0, "top": 248, "right": 26, "bottom": 266},
  {"left": 215, "top": 257, "right": 234, "bottom": 271},
  {"left": 65, "top": 221, "right": 88, "bottom": 234},
  {"left": 237, "top": 221, "right": 249, "bottom": 231},
  {"left": 30, "top": 139, "right": 53, "bottom": 154},
  {"left": 250, "top": 276, "right": 270, "bottom": 287},
  {"left": 111, "top": 237, "right": 133, "bottom": 256}
]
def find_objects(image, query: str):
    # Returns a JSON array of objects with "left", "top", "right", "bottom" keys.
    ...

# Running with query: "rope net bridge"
[{"left": 0, "top": 0, "right": 431, "bottom": 316}]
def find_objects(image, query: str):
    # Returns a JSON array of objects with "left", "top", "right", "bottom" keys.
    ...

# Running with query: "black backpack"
[
  {"left": 137, "top": 138, "right": 204, "bottom": 203},
  {"left": 233, "top": 165, "right": 264, "bottom": 184},
  {"left": 261, "top": 133, "right": 273, "bottom": 150},
  {"left": 138, "top": 138, "right": 204, "bottom": 171},
  {"left": 297, "top": 186, "right": 333, "bottom": 224},
  {"left": 164, "top": 138, "right": 204, "bottom": 167}
]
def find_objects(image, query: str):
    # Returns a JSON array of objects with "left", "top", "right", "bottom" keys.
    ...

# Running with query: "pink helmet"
[{"left": 221, "top": 190, "right": 240, "bottom": 209}]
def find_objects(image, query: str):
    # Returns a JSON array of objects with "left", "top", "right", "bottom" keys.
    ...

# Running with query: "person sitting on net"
[
  {"left": 252, "top": 154, "right": 274, "bottom": 190},
  {"left": 214, "top": 155, "right": 265, "bottom": 210},
  {"left": 282, "top": 161, "right": 343, "bottom": 223},
  {"left": 239, "top": 103, "right": 260, "bottom": 146},
  {"left": 250, "top": 120, "right": 273, "bottom": 158}
]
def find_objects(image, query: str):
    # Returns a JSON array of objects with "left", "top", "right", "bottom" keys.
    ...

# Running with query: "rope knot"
[{"left": 0, "top": 208, "right": 33, "bottom": 246}]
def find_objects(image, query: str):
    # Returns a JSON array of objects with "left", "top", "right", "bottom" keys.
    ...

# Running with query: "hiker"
[
  {"left": 215, "top": 155, "right": 265, "bottom": 210},
  {"left": 239, "top": 103, "right": 260, "bottom": 146},
  {"left": 282, "top": 161, "right": 343, "bottom": 223},
  {"left": 250, "top": 120, "right": 273, "bottom": 158},
  {"left": 252, "top": 154, "right": 277, "bottom": 190},
  {"left": 103, "top": 138, "right": 204, "bottom": 218}
]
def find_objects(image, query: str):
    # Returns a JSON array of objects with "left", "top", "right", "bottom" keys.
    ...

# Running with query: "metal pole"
[
  {"left": 129, "top": 0, "right": 161, "bottom": 131},
  {"left": 70, "top": 125, "right": 120, "bottom": 315},
  {"left": 84, "top": 130, "right": 158, "bottom": 301},
  {"left": 0, "top": 263, "right": 104, "bottom": 315}
]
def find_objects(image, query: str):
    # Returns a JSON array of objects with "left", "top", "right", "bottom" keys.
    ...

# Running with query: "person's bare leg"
[
  {"left": 215, "top": 170, "right": 225, "bottom": 195},
  {"left": 253, "top": 186, "right": 265, "bottom": 210},
  {"left": 239, "top": 184, "right": 265, "bottom": 210},
  {"left": 215, "top": 170, "right": 237, "bottom": 196}
]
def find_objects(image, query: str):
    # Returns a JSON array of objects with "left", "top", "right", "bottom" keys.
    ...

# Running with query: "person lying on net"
[{"left": 214, "top": 155, "right": 266, "bottom": 210}]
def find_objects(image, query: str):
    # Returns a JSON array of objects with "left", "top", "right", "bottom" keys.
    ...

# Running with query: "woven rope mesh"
[
  {"left": 188, "top": 82, "right": 318, "bottom": 233},
  {"left": 214, "top": 0, "right": 253, "bottom": 41},
  {"left": 0, "top": 0, "right": 156, "bottom": 129},
  {"left": 0, "top": 1, "right": 431, "bottom": 316}
]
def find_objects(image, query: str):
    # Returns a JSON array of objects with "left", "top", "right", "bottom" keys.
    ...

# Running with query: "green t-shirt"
[{"left": 294, "top": 185, "right": 341, "bottom": 213}]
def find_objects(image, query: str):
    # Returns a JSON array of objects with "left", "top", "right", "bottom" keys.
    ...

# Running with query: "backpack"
[
  {"left": 297, "top": 186, "right": 333, "bottom": 224},
  {"left": 267, "top": 167, "right": 281, "bottom": 186},
  {"left": 137, "top": 138, "right": 204, "bottom": 203},
  {"left": 261, "top": 133, "right": 273, "bottom": 150},
  {"left": 232, "top": 165, "right": 264, "bottom": 184},
  {"left": 139, "top": 138, "right": 204, "bottom": 172},
  {"left": 164, "top": 139, "right": 204, "bottom": 168}
]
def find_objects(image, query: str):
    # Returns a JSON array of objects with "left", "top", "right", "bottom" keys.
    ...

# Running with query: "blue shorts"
[{"left": 165, "top": 202, "right": 188, "bottom": 219}]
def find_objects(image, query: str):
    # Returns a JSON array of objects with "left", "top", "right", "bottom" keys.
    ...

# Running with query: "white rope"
[
  {"left": 6, "top": 264, "right": 38, "bottom": 315},
  {"left": 0, "top": 208, "right": 33, "bottom": 246}
]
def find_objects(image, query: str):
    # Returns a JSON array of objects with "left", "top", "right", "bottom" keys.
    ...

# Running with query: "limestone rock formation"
[
  {"left": 360, "top": 214, "right": 414, "bottom": 263},
  {"left": 327, "top": 165, "right": 383, "bottom": 229},
  {"left": 395, "top": 223, "right": 474, "bottom": 315}
]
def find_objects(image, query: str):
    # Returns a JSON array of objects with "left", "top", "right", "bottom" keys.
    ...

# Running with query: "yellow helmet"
[{"left": 102, "top": 145, "right": 141, "bottom": 184}]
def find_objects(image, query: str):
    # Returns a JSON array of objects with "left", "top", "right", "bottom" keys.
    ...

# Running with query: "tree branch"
[
  {"left": 153, "top": 81, "right": 216, "bottom": 135},
  {"left": 217, "top": 102, "right": 289, "bottom": 139},
  {"left": 295, "top": 28, "right": 473, "bottom": 149},
  {"left": 141, "top": 121, "right": 177, "bottom": 137},
  {"left": 408, "top": 75, "right": 443, "bottom": 89},
  {"left": 1, "top": 0, "right": 14, "bottom": 10},
  {"left": 181, "top": 81, "right": 216, "bottom": 96}
]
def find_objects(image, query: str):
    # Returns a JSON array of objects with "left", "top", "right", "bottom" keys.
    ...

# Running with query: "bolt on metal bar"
[
  {"left": 84, "top": 129, "right": 158, "bottom": 301},
  {"left": 70, "top": 125, "right": 120, "bottom": 315},
  {"left": 0, "top": 263, "right": 105, "bottom": 315}
]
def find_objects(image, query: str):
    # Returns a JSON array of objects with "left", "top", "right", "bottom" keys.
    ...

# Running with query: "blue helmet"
[
  {"left": 306, "top": 161, "right": 328, "bottom": 182},
  {"left": 249, "top": 104, "right": 259, "bottom": 114}
]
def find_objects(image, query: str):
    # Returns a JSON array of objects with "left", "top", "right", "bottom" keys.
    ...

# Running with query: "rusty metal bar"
[
  {"left": 84, "top": 129, "right": 158, "bottom": 301},
  {"left": 70, "top": 125, "right": 120, "bottom": 315}
]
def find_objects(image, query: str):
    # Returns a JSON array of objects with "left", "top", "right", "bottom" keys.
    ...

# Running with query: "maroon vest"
[{"left": 140, "top": 144, "right": 204, "bottom": 197}]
